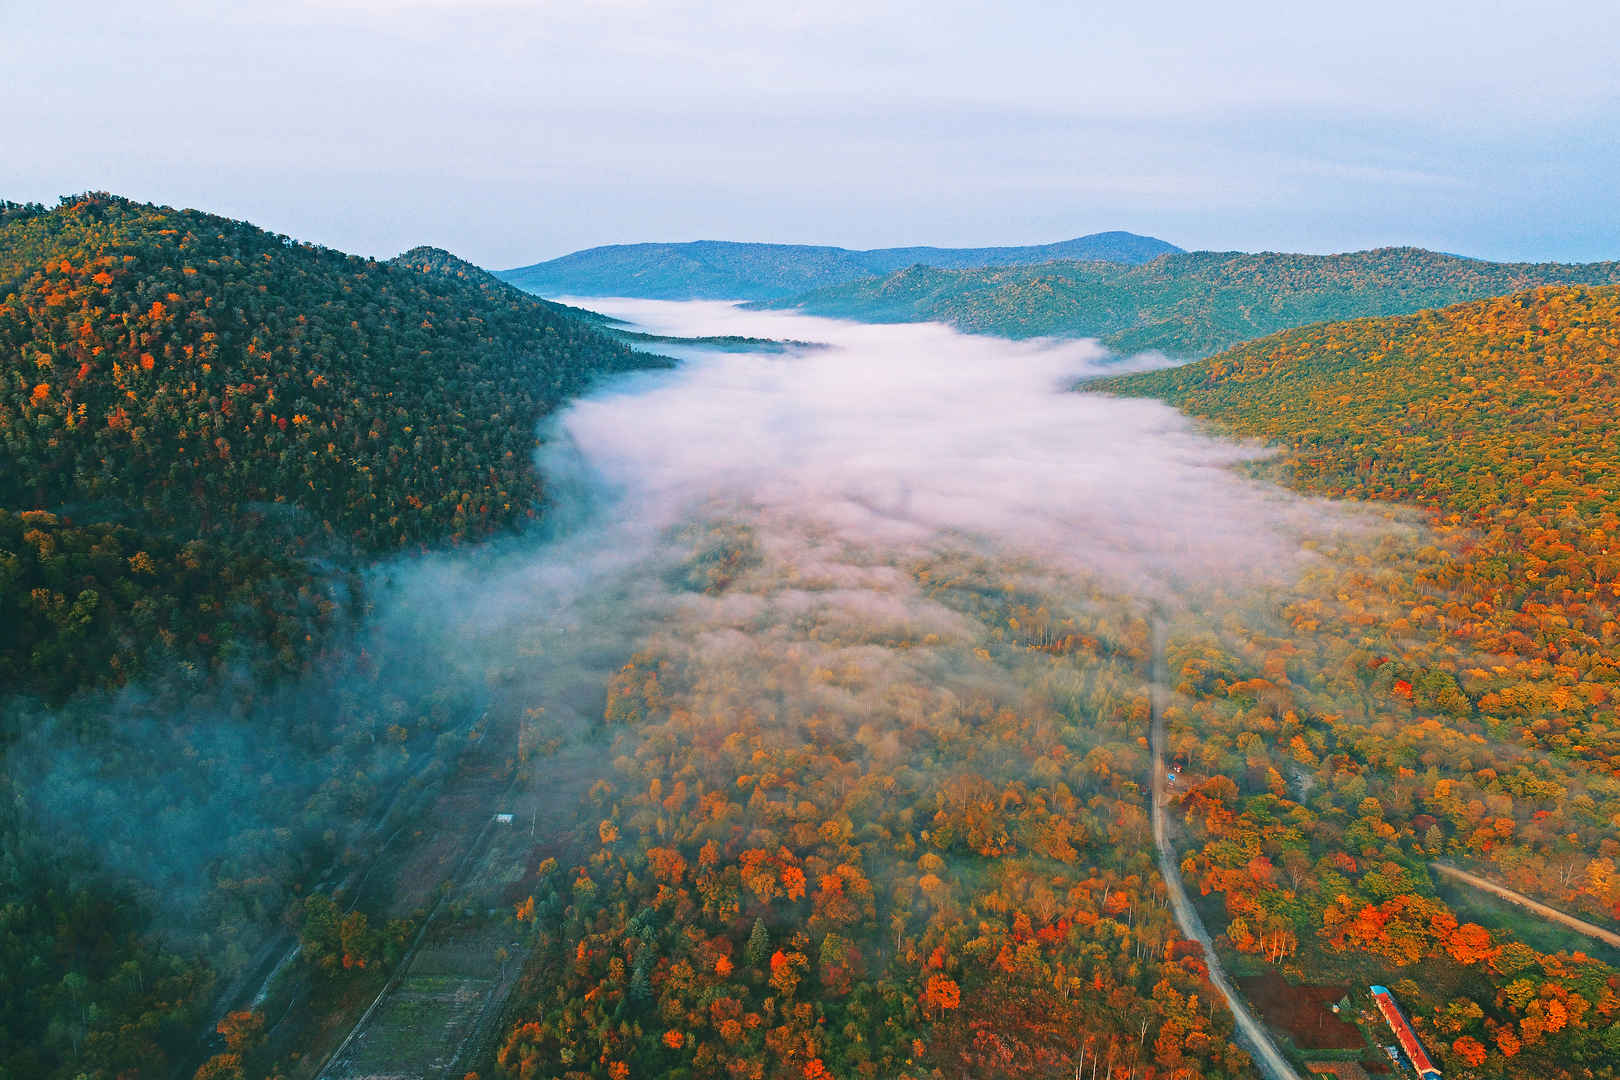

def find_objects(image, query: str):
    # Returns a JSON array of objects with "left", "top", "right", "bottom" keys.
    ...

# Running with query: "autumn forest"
[{"left": 4, "top": 194, "right": 1620, "bottom": 1080}]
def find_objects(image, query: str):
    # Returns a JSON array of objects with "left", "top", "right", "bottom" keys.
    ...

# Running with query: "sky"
[{"left": 3, "top": 0, "right": 1617, "bottom": 267}]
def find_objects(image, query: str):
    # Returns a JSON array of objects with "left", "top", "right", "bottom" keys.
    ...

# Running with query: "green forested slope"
[
  {"left": 757, "top": 247, "right": 1620, "bottom": 356},
  {"left": 0, "top": 195, "right": 657, "bottom": 701}
]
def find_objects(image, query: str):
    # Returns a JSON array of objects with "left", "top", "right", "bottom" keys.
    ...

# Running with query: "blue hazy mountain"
[{"left": 497, "top": 231, "right": 1181, "bottom": 300}]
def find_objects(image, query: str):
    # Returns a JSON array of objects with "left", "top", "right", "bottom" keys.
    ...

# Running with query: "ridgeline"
[
  {"left": 497, "top": 231, "right": 1180, "bottom": 301},
  {"left": 756, "top": 247, "right": 1620, "bottom": 357}
]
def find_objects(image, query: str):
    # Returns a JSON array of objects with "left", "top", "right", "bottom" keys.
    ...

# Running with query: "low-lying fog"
[
  {"left": 375, "top": 298, "right": 1388, "bottom": 748},
  {"left": 553, "top": 299, "right": 1306, "bottom": 586},
  {"left": 389, "top": 298, "right": 1350, "bottom": 642}
]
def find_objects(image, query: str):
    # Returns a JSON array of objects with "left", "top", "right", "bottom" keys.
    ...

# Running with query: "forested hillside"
[
  {"left": 1090, "top": 285, "right": 1620, "bottom": 1077},
  {"left": 759, "top": 248, "right": 1620, "bottom": 357},
  {"left": 0, "top": 194, "right": 656, "bottom": 702},
  {"left": 498, "top": 231, "right": 1179, "bottom": 301},
  {"left": 0, "top": 195, "right": 661, "bottom": 1080}
]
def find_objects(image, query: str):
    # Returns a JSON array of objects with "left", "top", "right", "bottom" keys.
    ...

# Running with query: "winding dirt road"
[
  {"left": 1433, "top": 862, "right": 1620, "bottom": 950},
  {"left": 1149, "top": 617, "right": 1304, "bottom": 1080}
]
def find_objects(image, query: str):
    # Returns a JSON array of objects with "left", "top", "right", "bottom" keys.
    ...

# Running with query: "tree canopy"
[{"left": 0, "top": 193, "right": 660, "bottom": 701}]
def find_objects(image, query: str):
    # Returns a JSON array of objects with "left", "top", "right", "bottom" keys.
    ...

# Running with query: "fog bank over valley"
[
  {"left": 368, "top": 300, "right": 1405, "bottom": 734},
  {"left": 425, "top": 298, "right": 1373, "bottom": 615}
]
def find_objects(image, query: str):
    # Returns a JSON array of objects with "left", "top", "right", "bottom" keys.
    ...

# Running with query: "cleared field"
[
  {"left": 320, "top": 970, "right": 495, "bottom": 1079},
  {"left": 1238, "top": 972, "right": 1363, "bottom": 1051},
  {"left": 315, "top": 772, "right": 564, "bottom": 1078}
]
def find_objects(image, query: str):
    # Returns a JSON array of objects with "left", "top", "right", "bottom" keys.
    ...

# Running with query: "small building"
[
  {"left": 493, "top": 812, "right": 515, "bottom": 824},
  {"left": 1369, "top": 986, "right": 1440, "bottom": 1080}
]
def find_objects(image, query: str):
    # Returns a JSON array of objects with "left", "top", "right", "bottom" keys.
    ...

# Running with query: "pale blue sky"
[{"left": 3, "top": 0, "right": 1616, "bottom": 266}]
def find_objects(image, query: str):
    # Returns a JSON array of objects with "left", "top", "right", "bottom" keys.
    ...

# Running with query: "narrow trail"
[
  {"left": 1433, "top": 862, "right": 1620, "bottom": 950},
  {"left": 1148, "top": 616, "right": 1304, "bottom": 1080}
]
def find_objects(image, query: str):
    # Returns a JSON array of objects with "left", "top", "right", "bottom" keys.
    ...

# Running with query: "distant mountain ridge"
[
  {"left": 497, "top": 231, "right": 1181, "bottom": 300},
  {"left": 753, "top": 246, "right": 1620, "bottom": 357}
]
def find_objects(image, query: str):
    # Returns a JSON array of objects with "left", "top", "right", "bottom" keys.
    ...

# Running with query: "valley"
[
  {"left": 4, "top": 201, "right": 1620, "bottom": 1080},
  {"left": 12, "top": 2, "right": 1620, "bottom": 1079}
]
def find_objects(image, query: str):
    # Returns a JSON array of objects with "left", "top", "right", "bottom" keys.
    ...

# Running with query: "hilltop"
[
  {"left": 496, "top": 230, "right": 1180, "bottom": 300},
  {"left": 756, "top": 247, "right": 1620, "bottom": 356},
  {"left": 0, "top": 194, "right": 658, "bottom": 701},
  {"left": 391, "top": 242, "right": 510, "bottom": 288}
]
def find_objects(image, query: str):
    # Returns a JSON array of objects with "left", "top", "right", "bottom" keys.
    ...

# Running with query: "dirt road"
[
  {"left": 1433, "top": 862, "right": 1620, "bottom": 950},
  {"left": 1149, "top": 616, "right": 1304, "bottom": 1080}
]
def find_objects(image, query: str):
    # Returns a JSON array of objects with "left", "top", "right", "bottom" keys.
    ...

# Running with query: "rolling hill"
[
  {"left": 496, "top": 231, "right": 1180, "bottom": 300},
  {"left": 755, "top": 247, "right": 1620, "bottom": 357},
  {"left": 0, "top": 194, "right": 659, "bottom": 702}
]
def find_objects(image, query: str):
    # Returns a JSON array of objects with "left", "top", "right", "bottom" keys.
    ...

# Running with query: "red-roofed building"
[{"left": 1370, "top": 985, "right": 1440, "bottom": 1080}]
